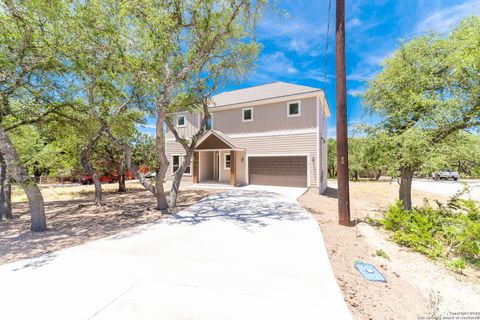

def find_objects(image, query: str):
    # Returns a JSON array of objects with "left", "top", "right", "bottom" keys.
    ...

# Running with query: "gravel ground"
[
  {"left": 1, "top": 183, "right": 218, "bottom": 265},
  {"left": 299, "top": 180, "right": 480, "bottom": 320}
]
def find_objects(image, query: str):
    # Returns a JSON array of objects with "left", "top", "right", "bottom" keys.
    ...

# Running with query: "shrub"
[
  {"left": 445, "top": 258, "right": 466, "bottom": 273},
  {"left": 380, "top": 190, "right": 480, "bottom": 268},
  {"left": 375, "top": 249, "right": 390, "bottom": 260}
]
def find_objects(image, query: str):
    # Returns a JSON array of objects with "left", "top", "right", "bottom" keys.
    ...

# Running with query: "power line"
[{"left": 323, "top": 0, "right": 332, "bottom": 92}]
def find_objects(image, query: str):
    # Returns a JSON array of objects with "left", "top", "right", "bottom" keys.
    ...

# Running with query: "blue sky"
[
  {"left": 227, "top": 0, "right": 480, "bottom": 138},
  {"left": 140, "top": 0, "right": 480, "bottom": 136}
]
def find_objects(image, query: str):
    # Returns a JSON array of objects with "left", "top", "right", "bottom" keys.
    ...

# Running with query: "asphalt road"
[{"left": 412, "top": 179, "right": 480, "bottom": 201}]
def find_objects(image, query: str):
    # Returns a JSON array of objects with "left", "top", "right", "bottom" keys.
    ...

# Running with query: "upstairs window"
[
  {"left": 206, "top": 117, "right": 212, "bottom": 130},
  {"left": 177, "top": 115, "right": 186, "bottom": 127},
  {"left": 287, "top": 101, "right": 301, "bottom": 117},
  {"left": 224, "top": 154, "right": 231, "bottom": 169},
  {"left": 242, "top": 107, "right": 253, "bottom": 122}
]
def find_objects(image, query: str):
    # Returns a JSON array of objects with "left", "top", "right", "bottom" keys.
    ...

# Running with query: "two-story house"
[{"left": 165, "top": 81, "right": 330, "bottom": 192}]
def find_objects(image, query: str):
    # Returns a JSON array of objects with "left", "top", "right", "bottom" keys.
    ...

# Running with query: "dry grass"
[
  {"left": 301, "top": 179, "right": 450, "bottom": 221},
  {"left": 11, "top": 181, "right": 147, "bottom": 203},
  {"left": 0, "top": 183, "right": 219, "bottom": 265}
]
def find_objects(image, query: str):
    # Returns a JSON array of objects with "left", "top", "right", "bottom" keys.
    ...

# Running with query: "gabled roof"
[
  {"left": 211, "top": 81, "right": 324, "bottom": 108},
  {"left": 195, "top": 130, "right": 241, "bottom": 150}
]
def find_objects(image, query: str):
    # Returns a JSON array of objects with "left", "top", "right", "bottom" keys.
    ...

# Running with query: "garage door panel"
[{"left": 249, "top": 156, "right": 307, "bottom": 187}]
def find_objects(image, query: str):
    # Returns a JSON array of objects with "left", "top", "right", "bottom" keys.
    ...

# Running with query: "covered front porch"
[{"left": 191, "top": 130, "right": 245, "bottom": 187}]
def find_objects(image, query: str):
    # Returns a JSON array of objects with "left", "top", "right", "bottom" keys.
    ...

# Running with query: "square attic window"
[
  {"left": 287, "top": 101, "right": 301, "bottom": 117},
  {"left": 177, "top": 115, "right": 186, "bottom": 127},
  {"left": 242, "top": 108, "right": 253, "bottom": 122}
]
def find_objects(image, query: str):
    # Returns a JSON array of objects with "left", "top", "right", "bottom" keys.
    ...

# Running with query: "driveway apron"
[{"left": 0, "top": 189, "right": 351, "bottom": 319}]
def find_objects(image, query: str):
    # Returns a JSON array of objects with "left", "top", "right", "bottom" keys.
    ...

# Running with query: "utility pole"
[{"left": 336, "top": 0, "right": 351, "bottom": 226}]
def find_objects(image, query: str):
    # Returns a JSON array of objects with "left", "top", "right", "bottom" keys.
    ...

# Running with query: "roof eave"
[{"left": 210, "top": 90, "right": 327, "bottom": 112}]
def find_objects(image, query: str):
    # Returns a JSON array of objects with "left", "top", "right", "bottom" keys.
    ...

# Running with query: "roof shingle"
[{"left": 211, "top": 81, "right": 323, "bottom": 108}]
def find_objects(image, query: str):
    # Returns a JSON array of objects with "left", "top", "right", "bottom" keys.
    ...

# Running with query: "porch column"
[
  {"left": 192, "top": 151, "right": 199, "bottom": 183},
  {"left": 230, "top": 150, "right": 236, "bottom": 187}
]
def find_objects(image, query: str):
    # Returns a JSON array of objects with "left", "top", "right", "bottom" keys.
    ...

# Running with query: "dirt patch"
[
  {"left": 0, "top": 186, "right": 220, "bottom": 265},
  {"left": 299, "top": 180, "right": 480, "bottom": 320}
]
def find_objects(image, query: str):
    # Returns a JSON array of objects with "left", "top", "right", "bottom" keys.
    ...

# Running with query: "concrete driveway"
[{"left": 0, "top": 189, "right": 351, "bottom": 320}]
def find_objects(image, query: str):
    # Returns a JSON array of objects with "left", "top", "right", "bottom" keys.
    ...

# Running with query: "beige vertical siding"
[
  {"left": 199, "top": 151, "right": 214, "bottom": 181},
  {"left": 167, "top": 133, "right": 319, "bottom": 187},
  {"left": 166, "top": 112, "right": 201, "bottom": 140},
  {"left": 218, "top": 150, "right": 230, "bottom": 183},
  {"left": 165, "top": 142, "right": 192, "bottom": 182},
  {"left": 320, "top": 113, "right": 328, "bottom": 193},
  {"left": 211, "top": 97, "right": 317, "bottom": 134},
  {"left": 165, "top": 96, "right": 328, "bottom": 188}
]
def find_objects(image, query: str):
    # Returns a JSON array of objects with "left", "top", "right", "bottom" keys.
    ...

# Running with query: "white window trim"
[
  {"left": 176, "top": 115, "right": 186, "bottom": 127},
  {"left": 171, "top": 154, "right": 192, "bottom": 176},
  {"left": 172, "top": 155, "right": 180, "bottom": 174},
  {"left": 224, "top": 153, "right": 231, "bottom": 170},
  {"left": 242, "top": 107, "right": 253, "bottom": 122},
  {"left": 207, "top": 116, "right": 213, "bottom": 130},
  {"left": 287, "top": 101, "right": 301, "bottom": 117},
  {"left": 183, "top": 155, "right": 192, "bottom": 176}
]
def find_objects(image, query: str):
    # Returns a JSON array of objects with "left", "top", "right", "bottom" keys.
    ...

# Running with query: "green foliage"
[
  {"left": 1, "top": 0, "right": 73, "bottom": 127},
  {"left": 329, "top": 136, "right": 388, "bottom": 180},
  {"left": 420, "top": 132, "right": 480, "bottom": 178},
  {"left": 380, "top": 190, "right": 480, "bottom": 267},
  {"left": 327, "top": 138, "right": 337, "bottom": 178},
  {"left": 362, "top": 16, "right": 480, "bottom": 200},
  {"left": 375, "top": 249, "right": 390, "bottom": 260},
  {"left": 382, "top": 200, "right": 444, "bottom": 258},
  {"left": 444, "top": 258, "right": 466, "bottom": 273},
  {"left": 131, "top": 133, "right": 158, "bottom": 169}
]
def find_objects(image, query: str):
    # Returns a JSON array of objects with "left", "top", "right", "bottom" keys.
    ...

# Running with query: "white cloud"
[
  {"left": 363, "top": 50, "right": 394, "bottom": 66},
  {"left": 415, "top": 1, "right": 480, "bottom": 34},
  {"left": 250, "top": 52, "right": 299, "bottom": 83},
  {"left": 347, "top": 87, "right": 366, "bottom": 97},
  {"left": 286, "top": 67, "right": 299, "bottom": 74},
  {"left": 346, "top": 68, "right": 378, "bottom": 81},
  {"left": 258, "top": 15, "right": 327, "bottom": 57},
  {"left": 347, "top": 47, "right": 395, "bottom": 82},
  {"left": 253, "top": 51, "right": 334, "bottom": 86},
  {"left": 348, "top": 18, "right": 362, "bottom": 28},
  {"left": 257, "top": 52, "right": 299, "bottom": 75}
]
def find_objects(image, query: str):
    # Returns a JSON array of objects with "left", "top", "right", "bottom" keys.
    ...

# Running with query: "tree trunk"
[
  {"left": 103, "top": 130, "right": 156, "bottom": 195},
  {"left": 354, "top": 170, "right": 359, "bottom": 181},
  {"left": 0, "top": 152, "right": 12, "bottom": 220},
  {"left": 3, "top": 179, "right": 12, "bottom": 219},
  {"left": 154, "top": 106, "right": 169, "bottom": 211},
  {"left": 117, "top": 154, "right": 126, "bottom": 192},
  {"left": 80, "top": 128, "right": 104, "bottom": 206},
  {"left": 375, "top": 169, "right": 381, "bottom": 181},
  {"left": 107, "top": 147, "right": 127, "bottom": 193},
  {"left": 0, "top": 127, "right": 46, "bottom": 231},
  {"left": 399, "top": 167, "right": 414, "bottom": 210},
  {"left": 170, "top": 149, "right": 193, "bottom": 207},
  {"left": 118, "top": 173, "right": 126, "bottom": 192}
]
